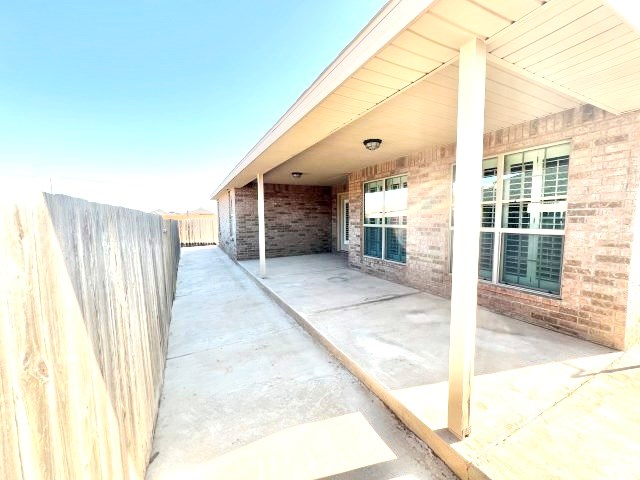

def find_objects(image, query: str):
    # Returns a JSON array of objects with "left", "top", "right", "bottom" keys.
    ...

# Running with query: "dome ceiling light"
[{"left": 363, "top": 138, "right": 382, "bottom": 151}]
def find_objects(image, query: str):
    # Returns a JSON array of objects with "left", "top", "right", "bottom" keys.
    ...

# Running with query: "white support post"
[
  {"left": 257, "top": 173, "right": 266, "bottom": 278},
  {"left": 448, "top": 37, "right": 487, "bottom": 440}
]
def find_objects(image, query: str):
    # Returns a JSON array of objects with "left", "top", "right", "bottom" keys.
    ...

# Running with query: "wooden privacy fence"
[
  {"left": 161, "top": 213, "right": 218, "bottom": 246},
  {"left": 0, "top": 193, "right": 180, "bottom": 480}
]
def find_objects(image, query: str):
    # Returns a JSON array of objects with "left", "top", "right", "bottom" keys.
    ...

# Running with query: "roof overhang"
[{"left": 212, "top": 0, "right": 640, "bottom": 198}]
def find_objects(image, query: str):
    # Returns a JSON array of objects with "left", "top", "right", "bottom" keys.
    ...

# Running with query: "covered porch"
[
  {"left": 238, "top": 253, "right": 638, "bottom": 479},
  {"left": 213, "top": 1, "right": 640, "bottom": 473}
]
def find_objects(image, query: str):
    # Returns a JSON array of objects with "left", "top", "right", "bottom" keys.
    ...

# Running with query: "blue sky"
[{"left": 0, "top": 0, "right": 385, "bottom": 212}]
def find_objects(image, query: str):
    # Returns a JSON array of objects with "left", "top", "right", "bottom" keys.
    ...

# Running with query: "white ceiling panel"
[
  {"left": 527, "top": 25, "right": 636, "bottom": 76},
  {"left": 430, "top": 0, "right": 512, "bottom": 37},
  {"left": 391, "top": 30, "right": 459, "bottom": 62},
  {"left": 264, "top": 63, "right": 580, "bottom": 186},
  {"left": 503, "top": 9, "right": 621, "bottom": 66},
  {"left": 474, "top": 0, "right": 543, "bottom": 22},
  {"left": 488, "top": 0, "right": 640, "bottom": 114}
]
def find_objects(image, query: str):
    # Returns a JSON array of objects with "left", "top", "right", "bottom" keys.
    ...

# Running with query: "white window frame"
[
  {"left": 451, "top": 140, "right": 570, "bottom": 297},
  {"left": 362, "top": 173, "right": 408, "bottom": 265}
]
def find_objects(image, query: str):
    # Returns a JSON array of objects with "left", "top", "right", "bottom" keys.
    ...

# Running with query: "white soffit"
[
  {"left": 487, "top": 0, "right": 640, "bottom": 114},
  {"left": 264, "top": 61, "right": 580, "bottom": 186},
  {"left": 213, "top": 0, "right": 640, "bottom": 196}
]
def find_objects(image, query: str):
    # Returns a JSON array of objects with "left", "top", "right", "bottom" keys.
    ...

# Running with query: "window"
[
  {"left": 499, "top": 144, "right": 568, "bottom": 294},
  {"left": 450, "top": 159, "right": 498, "bottom": 281},
  {"left": 451, "top": 142, "right": 569, "bottom": 295},
  {"left": 479, "top": 158, "right": 498, "bottom": 281},
  {"left": 364, "top": 175, "right": 407, "bottom": 263}
]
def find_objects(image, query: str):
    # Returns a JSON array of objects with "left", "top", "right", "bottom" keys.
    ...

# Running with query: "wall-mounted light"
[
  {"left": 363, "top": 138, "right": 382, "bottom": 151},
  {"left": 291, "top": 171, "right": 303, "bottom": 178}
]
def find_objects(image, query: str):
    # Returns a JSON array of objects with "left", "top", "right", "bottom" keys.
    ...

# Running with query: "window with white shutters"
[
  {"left": 499, "top": 144, "right": 569, "bottom": 294},
  {"left": 451, "top": 142, "right": 569, "bottom": 295}
]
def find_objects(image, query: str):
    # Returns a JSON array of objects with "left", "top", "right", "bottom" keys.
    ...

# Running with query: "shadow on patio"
[{"left": 239, "top": 253, "right": 640, "bottom": 480}]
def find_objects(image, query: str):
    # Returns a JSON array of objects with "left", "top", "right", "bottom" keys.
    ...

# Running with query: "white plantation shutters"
[
  {"left": 500, "top": 144, "right": 569, "bottom": 294},
  {"left": 452, "top": 142, "right": 569, "bottom": 295},
  {"left": 479, "top": 158, "right": 497, "bottom": 280}
]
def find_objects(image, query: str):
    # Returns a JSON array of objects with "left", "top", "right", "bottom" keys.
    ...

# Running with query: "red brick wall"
[
  {"left": 348, "top": 151, "right": 455, "bottom": 295},
  {"left": 233, "top": 183, "right": 332, "bottom": 260},
  {"left": 233, "top": 186, "right": 259, "bottom": 260},
  {"left": 348, "top": 105, "right": 640, "bottom": 349}
]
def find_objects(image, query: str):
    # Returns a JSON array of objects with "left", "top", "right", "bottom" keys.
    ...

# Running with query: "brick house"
[{"left": 212, "top": 0, "right": 640, "bottom": 409}]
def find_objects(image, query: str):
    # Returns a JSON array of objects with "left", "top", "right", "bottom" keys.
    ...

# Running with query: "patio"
[{"left": 238, "top": 253, "right": 640, "bottom": 479}]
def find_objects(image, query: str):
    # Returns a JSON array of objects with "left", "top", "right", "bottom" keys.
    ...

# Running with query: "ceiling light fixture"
[
  {"left": 363, "top": 138, "right": 382, "bottom": 151},
  {"left": 291, "top": 171, "right": 303, "bottom": 178}
]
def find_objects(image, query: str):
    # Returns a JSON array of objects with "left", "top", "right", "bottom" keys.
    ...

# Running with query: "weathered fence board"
[
  {"left": 177, "top": 216, "right": 218, "bottom": 246},
  {"left": 160, "top": 213, "right": 218, "bottom": 246},
  {"left": 0, "top": 193, "right": 180, "bottom": 480}
]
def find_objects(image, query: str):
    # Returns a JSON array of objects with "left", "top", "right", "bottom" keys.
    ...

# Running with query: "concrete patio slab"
[
  {"left": 245, "top": 253, "right": 419, "bottom": 316},
  {"left": 474, "top": 347, "right": 640, "bottom": 479},
  {"left": 239, "top": 253, "right": 639, "bottom": 480},
  {"left": 147, "top": 246, "right": 455, "bottom": 480}
]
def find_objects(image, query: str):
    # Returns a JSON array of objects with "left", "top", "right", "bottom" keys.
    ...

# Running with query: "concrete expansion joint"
[
  {"left": 166, "top": 350, "right": 203, "bottom": 362},
  {"left": 165, "top": 326, "right": 297, "bottom": 361},
  {"left": 477, "top": 353, "right": 623, "bottom": 460},
  {"left": 311, "top": 292, "right": 422, "bottom": 315},
  {"left": 290, "top": 266, "right": 354, "bottom": 277}
]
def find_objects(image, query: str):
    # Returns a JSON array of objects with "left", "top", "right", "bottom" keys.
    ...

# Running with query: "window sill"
[
  {"left": 363, "top": 254, "right": 407, "bottom": 266},
  {"left": 478, "top": 279, "right": 561, "bottom": 300}
]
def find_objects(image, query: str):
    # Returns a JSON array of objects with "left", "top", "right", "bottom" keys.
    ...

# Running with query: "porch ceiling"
[
  {"left": 213, "top": 0, "right": 640, "bottom": 196},
  {"left": 264, "top": 61, "right": 581, "bottom": 185}
]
